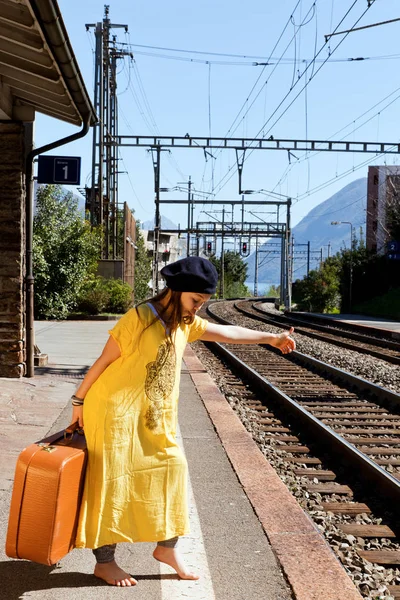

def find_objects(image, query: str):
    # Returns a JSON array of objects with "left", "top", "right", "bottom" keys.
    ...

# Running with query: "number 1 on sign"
[{"left": 62, "top": 166, "right": 68, "bottom": 179}]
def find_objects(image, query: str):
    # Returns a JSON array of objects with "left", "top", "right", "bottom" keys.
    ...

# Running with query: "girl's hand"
[
  {"left": 273, "top": 327, "right": 296, "bottom": 354},
  {"left": 71, "top": 405, "right": 84, "bottom": 428}
]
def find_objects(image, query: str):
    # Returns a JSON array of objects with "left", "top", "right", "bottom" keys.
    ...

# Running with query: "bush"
[
  {"left": 75, "top": 277, "right": 133, "bottom": 315},
  {"left": 292, "top": 258, "right": 340, "bottom": 313},
  {"left": 104, "top": 278, "right": 133, "bottom": 313},
  {"left": 75, "top": 278, "right": 109, "bottom": 315}
]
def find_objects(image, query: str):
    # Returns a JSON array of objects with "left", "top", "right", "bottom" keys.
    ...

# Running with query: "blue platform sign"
[
  {"left": 386, "top": 240, "right": 400, "bottom": 253},
  {"left": 37, "top": 155, "right": 81, "bottom": 185},
  {"left": 387, "top": 253, "right": 400, "bottom": 260}
]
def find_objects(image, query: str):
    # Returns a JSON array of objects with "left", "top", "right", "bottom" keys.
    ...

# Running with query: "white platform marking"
[{"left": 159, "top": 425, "right": 216, "bottom": 600}]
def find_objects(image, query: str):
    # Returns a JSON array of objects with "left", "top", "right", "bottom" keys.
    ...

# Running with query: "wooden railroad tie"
[{"left": 321, "top": 502, "right": 371, "bottom": 515}]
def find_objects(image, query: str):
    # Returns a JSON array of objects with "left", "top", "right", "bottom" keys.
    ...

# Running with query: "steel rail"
[
  {"left": 205, "top": 304, "right": 400, "bottom": 508},
  {"left": 205, "top": 341, "right": 400, "bottom": 507},
  {"left": 285, "top": 309, "right": 400, "bottom": 342},
  {"left": 252, "top": 301, "right": 400, "bottom": 351},
  {"left": 234, "top": 301, "right": 400, "bottom": 366},
  {"left": 207, "top": 303, "right": 400, "bottom": 409}
]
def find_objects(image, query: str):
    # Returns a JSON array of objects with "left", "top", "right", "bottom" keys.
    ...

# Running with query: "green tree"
[
  {"left": 210, "top": 251, "right": 250, "bottom": 298},
  {"left": 265, "top": 284, "right": 280, "bottom": 297},
  {"left": 292, "top": 258, "right": 340, "bottom": 312},
  {"left": 134, "top": 222, "right": 152, "bottom": 302},
  {"left": 292, "top": 237, "right": 400, "bottom": 315},
  {"left": 33, "top": 185, "right": 101, "bottom": 319}
]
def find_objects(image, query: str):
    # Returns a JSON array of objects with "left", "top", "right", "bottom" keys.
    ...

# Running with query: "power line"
[
  {"left": 272, "top": 81, "right": 400, "bottom": 194},
  {"left": 123, "top": 46, "right": 400, "bottom": 66},
  {"left": 325, "top": 15, "right": 400, "bottom": 41},
  {"left": 212, "top": 0, "right": 373, "bottom": 195}
]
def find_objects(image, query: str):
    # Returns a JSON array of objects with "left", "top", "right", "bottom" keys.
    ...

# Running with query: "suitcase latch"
[{"left": 38, "top": 443, "right": 57, "bottom": 453}]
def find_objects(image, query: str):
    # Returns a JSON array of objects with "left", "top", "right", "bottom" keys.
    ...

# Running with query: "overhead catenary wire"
[
  {"left": 117, "top": 34, "right": 188, "bottom": 186},
  {"left": 191, "top": 0, "right": 318, "bottom": 209},
  {"left": 212, "top": 0, "right": 375, "bottom": 196},
  {"left": 272, "top": 81, "right": 400, "bottom": 194},
  {"left": 216, "top": 0, "right": 316, "bottom": 153},
  {"left": 125, "top": 47, "right": 400, "bottom": 66},
  {"left": 295, "top": 145, "right": 398, "bottom": 202},
  {"left": 212, "top": 0, "right": 361, "bottom": 194}
]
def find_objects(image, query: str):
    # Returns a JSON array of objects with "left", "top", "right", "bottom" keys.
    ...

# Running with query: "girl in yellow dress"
[{"left": 71, "top": 256, "right": 295, "bottom": 587}]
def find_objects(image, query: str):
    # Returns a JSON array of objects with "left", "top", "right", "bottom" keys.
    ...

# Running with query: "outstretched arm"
[{"left": 199, "top": 323, "right": 296, "bottom": 354}]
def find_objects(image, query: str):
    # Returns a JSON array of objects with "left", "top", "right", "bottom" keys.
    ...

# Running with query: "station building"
[
  {"left": 142, "top": 229, "right": 186, "bottom": 290},
  {"left": 0, "top": 0, "right": 96, "bottom": 377},
  {"left": 367, "top": 165, "right": 400, "bottom": 254}
]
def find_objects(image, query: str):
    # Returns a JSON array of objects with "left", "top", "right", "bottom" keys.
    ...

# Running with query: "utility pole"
[
  {"left": 220, "top": 207, "right": 225, "bottom": 298},
  {"left": 254, "top": 231, "right": 259, "bottom": 297},
  {"left": 86, "top": 6, "right": 130, "bottom": 259},
  {"left": 285, "top": 198, "right": 292, "bottom": 310},
  {"left": 152, "top": 146, "right": 161, "bottom": 293},
  {"left": 307, "top": 241, "right": 310, "bottom": 274},
  {"left": 186, "top": 176, "right": 192, "bottom": 257}
]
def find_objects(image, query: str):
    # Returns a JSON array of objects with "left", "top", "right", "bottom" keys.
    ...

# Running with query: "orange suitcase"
[{"left": 5, "top": 422, "right": 87, "bottom": 565}]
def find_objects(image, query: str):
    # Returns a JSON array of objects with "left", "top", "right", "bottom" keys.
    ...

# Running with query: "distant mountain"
[
  {"left": 141, "top": 215, "right": 178, "bottom": 230},
  {"left": 245, "top": 177, "right": 367, "bottom": 285}
]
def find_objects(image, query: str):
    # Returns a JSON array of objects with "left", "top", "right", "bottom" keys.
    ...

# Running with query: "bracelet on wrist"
[{"left": 71, "top": 394, "right": 84, "bottom": 406}]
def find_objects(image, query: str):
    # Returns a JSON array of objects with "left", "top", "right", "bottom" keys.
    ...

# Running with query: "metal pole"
[
  {"left": 220, "top": 207, "right": 225, "bottom": 298},
  {"left": 280, "top": 234, "right": 285, "bottom": 305},
  {"left": 285, "top": 199, "right": 292, "bottom": 310},
  {"left": 153, "top": 146, "right": 161, "bottom": 293},
  {"left": 307, "top": 240, "right": 310, "bottom": 275},
  {"left": 104, "top": 33, "right": 110, "bottom": 259},
  {"left": 186, "top": 175, "right": 192, "bottom": 257},
  {"left": 291, "top": 235, "right": 295, "bottom": 281},
  {"left": 320, "top": 247, "right": 323, "bottom": 269},
  {"left": 254, "top": 230, "right": 259, "bottom": 297},
  {"left": 91, "top": 22, "right": 102, "bottom": 227},
  {"left": 191, "top": 196, "right": 195, "bottom": 253},
  {"left": 349, "top": 224, "right": 353, "bottom": 313},
  {"left": 110, "top": 46, "right": 117, "bottom": 259}
]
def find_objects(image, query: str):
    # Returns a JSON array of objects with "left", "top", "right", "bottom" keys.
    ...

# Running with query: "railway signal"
[
  {"left": 240, "top": 240, "right": 250, "bottom": 257},
  {"left": 205, "top": 240, "right": 213, "bottom": 256}
]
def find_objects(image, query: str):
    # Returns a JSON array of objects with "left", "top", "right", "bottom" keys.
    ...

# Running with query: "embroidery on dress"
[{"left": 144, "top": 339, "right": 176, "bottom": 430}]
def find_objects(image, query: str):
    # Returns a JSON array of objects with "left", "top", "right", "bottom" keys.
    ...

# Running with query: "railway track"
[
  {"left": 195, "top": 301, "right": 400, "bottom": 598},
  {"left": 235, "top": 299, "right": 400, "bottom": 366}
]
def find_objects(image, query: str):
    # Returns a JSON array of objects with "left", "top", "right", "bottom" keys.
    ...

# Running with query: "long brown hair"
[{"left": 136, "top": 288, "right": 194, "bottom": 341}]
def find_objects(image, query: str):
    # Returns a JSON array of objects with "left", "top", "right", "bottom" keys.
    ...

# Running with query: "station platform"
[
  {"left": 0, "top": 320, "right": 363, "bottom": 599},
  {"left": 293, "top": 311, "right": 400, "bottom": 339}
]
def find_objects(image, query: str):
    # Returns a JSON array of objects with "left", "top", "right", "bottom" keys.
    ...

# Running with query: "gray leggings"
[{"left": 93, "top": 537, "right": 179, "bottom": 564}]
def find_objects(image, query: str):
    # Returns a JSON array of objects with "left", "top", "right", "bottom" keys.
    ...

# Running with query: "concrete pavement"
[{"left": 0, "top": 320, "right": 292, "bottom": 600}]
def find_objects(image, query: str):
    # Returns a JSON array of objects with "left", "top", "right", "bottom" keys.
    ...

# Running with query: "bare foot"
[
  {"left": 153, "top": 545, "right": 200, "bottom": 580},
  {"left": 94, "top": 560, "right": 137, "bottom": 587}
]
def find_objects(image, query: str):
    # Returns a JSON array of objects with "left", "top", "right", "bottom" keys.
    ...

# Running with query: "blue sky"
[{"left": 35, "top": 0, "right": 400, "bottom": 234}]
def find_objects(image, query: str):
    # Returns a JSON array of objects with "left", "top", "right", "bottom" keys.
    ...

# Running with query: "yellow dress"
[{"left": 75, "top": 303, "right": 208, "bottom": 549}]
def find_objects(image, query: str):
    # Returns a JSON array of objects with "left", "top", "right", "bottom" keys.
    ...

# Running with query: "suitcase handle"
[
  {"left": 64, "top": 421, "right": 84, "bottom": 439},
  {"left": 38, "top": 422, "right": 85, "bottom": 448}
]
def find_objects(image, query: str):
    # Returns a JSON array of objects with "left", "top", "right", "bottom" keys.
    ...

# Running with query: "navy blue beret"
[{"left": 161, "top": 256, "right": 218, "bottom": 294}]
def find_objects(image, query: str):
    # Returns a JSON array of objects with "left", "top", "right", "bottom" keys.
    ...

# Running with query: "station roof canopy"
[{"left": 0, "top": 0, "right": 96, "bottom": 126}]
